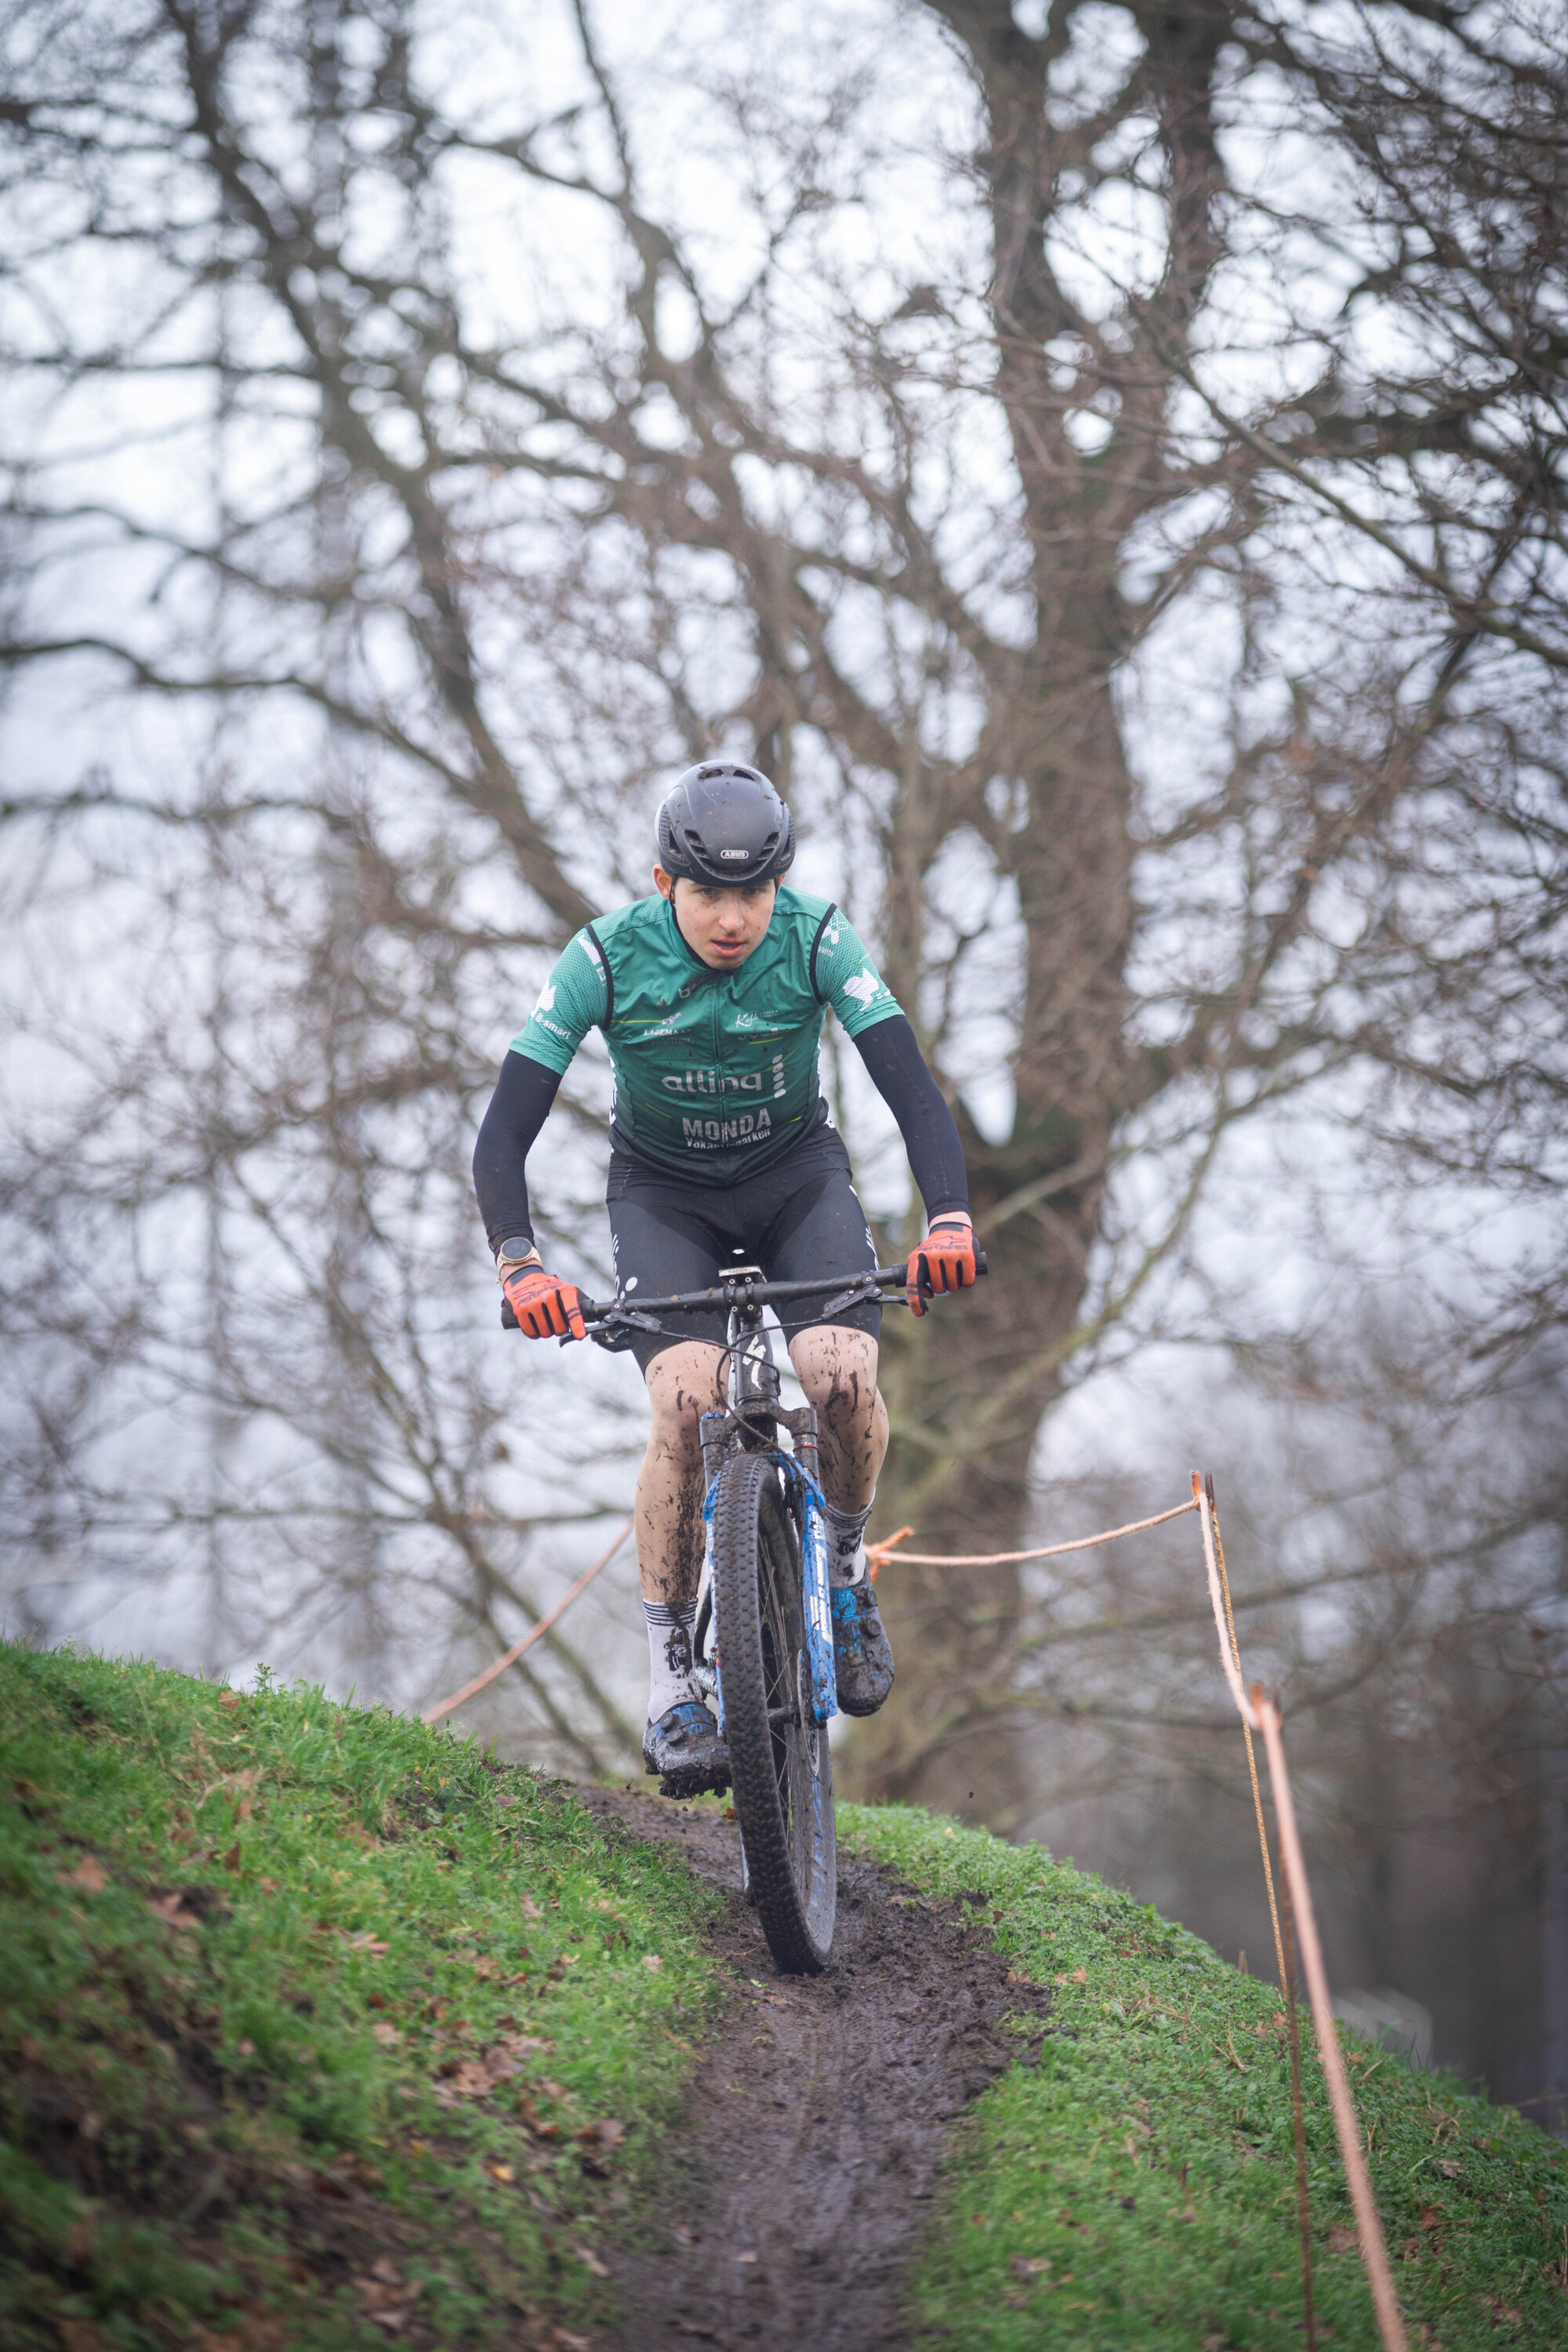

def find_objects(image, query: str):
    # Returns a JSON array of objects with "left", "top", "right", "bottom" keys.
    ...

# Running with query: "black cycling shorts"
[{"left": 605, "top": 1122, "right": 880, "bottom": 1374}]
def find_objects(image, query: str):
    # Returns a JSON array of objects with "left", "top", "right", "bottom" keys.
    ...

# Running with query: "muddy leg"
[
  {"left": 786, "top": 1327, "right": 887, "bottom": 1515},
  {"left": 637, "top": 1342, "right": 728, "bottom": 1606}
]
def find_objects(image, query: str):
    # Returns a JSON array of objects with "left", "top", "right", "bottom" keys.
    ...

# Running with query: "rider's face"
[{"left": 655, "top": 868, "right": 778, "bottom": 971}]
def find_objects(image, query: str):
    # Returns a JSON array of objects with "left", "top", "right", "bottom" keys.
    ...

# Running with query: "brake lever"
[
  {"left": 561, "top": 1305, "right": 666, "bottom": 1346},
  {"left": 818, "top": 1277, "right": 884, "bottom": 1317}
]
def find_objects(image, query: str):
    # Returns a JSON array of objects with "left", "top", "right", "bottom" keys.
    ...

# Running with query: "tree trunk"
[{"left": 844, "top": 0, "right": 1219, "bottom": 1817}]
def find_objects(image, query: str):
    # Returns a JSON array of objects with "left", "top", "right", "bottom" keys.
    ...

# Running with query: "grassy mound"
[
  {"left": 842, "top": 1806, "right": 1568, "bottom": 2351},
  {"left": 7, "top": 1642, "right": 1565, "bottom": 2352},
  {"left": 0, "top": 1642, "right": 727, "bottom": 2350}
]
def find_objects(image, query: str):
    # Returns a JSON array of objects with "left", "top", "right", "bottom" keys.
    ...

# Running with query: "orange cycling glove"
[
  {"left": 501, "top": 1261, "right": 586, "bottom": 1341},
  {"left": 906, "top": 1216, "right": 977, "bottom": 1316}
]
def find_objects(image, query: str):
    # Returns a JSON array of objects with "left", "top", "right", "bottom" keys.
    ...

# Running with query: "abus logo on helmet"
[{"left": 717, "top": 848, "right": 748, "bottom": 859}]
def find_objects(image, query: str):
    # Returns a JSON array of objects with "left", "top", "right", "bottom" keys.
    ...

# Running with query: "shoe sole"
[{"left": 644, "top": 1758, "right": 732, "bottom": 1800}]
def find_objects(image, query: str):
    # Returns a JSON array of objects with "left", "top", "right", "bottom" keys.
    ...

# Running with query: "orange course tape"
[
  {"left": 865, "top": 1495, "right": 1198, "bottom": 1578},
  {"left": 421, "top": 1516, "right": 635, "bottom": 1727}
]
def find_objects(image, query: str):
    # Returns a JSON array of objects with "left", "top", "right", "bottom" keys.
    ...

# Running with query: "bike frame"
[
  {"left": 691, "top": 1279, "right": 837, "bottom": 1741},
  {"left": 499, "top": 1246, "right": 985, "bottom": 1966},
  {"left": 499, "top": 1250, "right": 987, "bottom": 1746}
]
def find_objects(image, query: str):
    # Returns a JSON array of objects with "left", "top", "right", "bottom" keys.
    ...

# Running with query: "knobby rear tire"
[{"left": 712, "top": 1453, "right": 836, "bottom": 1974}]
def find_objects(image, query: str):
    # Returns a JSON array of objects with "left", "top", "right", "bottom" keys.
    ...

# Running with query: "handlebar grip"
[
  {"left": 975, "top": 1250, "right": 988, "bottom": 1277},
  {"left": 501, "top": 1296, "right": 519, "bottom": 1330}
]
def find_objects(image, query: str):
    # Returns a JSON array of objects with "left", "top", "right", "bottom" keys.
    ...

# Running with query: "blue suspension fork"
[{"left": 787, "top": 1460, "right": 837, "bottom": 1731}]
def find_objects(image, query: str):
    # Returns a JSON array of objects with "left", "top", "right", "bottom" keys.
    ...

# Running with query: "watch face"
[{"left": 498, "top": 1236, "right": 535, "bottom": 1264}]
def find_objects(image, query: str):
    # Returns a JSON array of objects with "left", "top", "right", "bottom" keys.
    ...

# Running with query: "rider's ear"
[{"left": 653, "top": 866, "right": 674, "bottom": 901}]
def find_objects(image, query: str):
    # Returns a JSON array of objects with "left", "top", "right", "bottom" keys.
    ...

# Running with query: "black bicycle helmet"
[{"left": 655, "top": 760, "right": 795, "bottom": 884}]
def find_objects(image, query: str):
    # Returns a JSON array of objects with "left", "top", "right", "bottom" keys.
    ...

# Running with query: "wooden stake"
[
  {"left": 1254, "top": 1690, "right": 1408, "bottom": 2352},
  {"left": 1203, "top": 1472, "right": 1289, "bottom": 1998},
  {"left": 1278, "top": 1841, "right": 1318, "bottom": 2350}
]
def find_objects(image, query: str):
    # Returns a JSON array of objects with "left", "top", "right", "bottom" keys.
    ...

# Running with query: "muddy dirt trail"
[{"left": 571, "top": 1784, "right": 1051, "bottom": 2351}]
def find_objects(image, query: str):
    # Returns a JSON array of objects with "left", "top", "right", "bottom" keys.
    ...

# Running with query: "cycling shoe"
[
  {"left": 831, "top": 1578, "right": 895, "bottom": 1717},
  {"left": 642, "top": 1698, "right": 731, "bottom": 1798}
]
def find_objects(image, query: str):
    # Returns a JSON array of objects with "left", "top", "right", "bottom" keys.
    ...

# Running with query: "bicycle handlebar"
[
  {"left": 577, "top": 1255, "right": 986, "bottom": 1323},
  {"left": 499, "top": 1253, "right": 987, "bottom": 1332}
]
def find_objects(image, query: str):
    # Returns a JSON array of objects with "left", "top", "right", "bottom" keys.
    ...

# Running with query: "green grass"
[
  {"left": 0, "top": 1640, "right": 728, "bottom": 2350},
  {"left": 9, "top": 1646, "right": 1566, "bottom": 2351},
  {"left": 840, "top": 1803, "right": 1568, "bottom": 2352}
]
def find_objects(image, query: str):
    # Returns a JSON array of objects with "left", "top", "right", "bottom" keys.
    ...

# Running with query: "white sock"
[
  {"left": 823, "top": 1498, "right": 874, "bottom": 1590},
  {"left": 644, "top": 1599, "right": 699, "bottom": 1722}
]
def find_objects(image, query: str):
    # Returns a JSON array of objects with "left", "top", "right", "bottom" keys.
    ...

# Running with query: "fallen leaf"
[
  {"left": 60, "top": 1855, "right": 108, "bottom": 1894},
  {"left": 1419, "top": 2205, "right": 1444, "bottom": 2231},
  {"left": 1011, "top": 2255, "right": 1051, "bottom": 2280},
  {"left": 371, "top": 2022, "right": 402, "bottom": 2048},
  {"left": 484, "top": 2159, "right": 516, "bottom": 2183},
  {"left": 578, "top": 2117, "right": 625, "bottom": 2151},
  {"left": 522, "top": 1896, "right": 543, "bottom": 1919},
  {"left": 258, "top": 1876, "right": 280, "bottom": 1894},
  {"left": 1073, "top": 1966, "right": 1087, "bottom": 1983},
  {"left": 351, "top": 2258, "right": 423, "bottom": 2332},
  {"left": 218, "top": 1690, "right": 241, "bottom": 1712},
  {"left": 643, "top": 1953, "right": 663, "bottom": 1973},
  {"left": 494, "top": 1791, "right": 518, "bottom": 1808},
  {"left": 445, "top": 2060, "right": 494, "bottom": 2097},
  {"left": 572, "top": 2244, "right": 610, "bottom": 2278},
  {"left": 147, "top": 1892, "right": 204, "bottom": 1933},
  {"left": 222, "top": 1843, "right": 241, "bottom": 1872}
]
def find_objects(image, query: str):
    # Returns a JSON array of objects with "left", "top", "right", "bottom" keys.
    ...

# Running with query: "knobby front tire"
[{"left": 712, "top": 1454, "right": 836, "bottom": 1974}]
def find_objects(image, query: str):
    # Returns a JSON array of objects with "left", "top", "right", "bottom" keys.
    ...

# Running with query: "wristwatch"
[{"left": 495, "top": 1236, "right": 542, "bottom": 1278}]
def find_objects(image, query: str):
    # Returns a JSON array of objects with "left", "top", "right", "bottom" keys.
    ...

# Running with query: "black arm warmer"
[
  {"left": 852, "top": 1015, "right": 969, "bottom": 1220},
  {"left": 472, "top": 1051, "right": 563, "bottom": 1254}
]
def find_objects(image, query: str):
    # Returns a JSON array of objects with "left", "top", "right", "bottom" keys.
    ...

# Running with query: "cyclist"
[{"left": 473, "top": 762, "right": 975, "bottom": 1795}]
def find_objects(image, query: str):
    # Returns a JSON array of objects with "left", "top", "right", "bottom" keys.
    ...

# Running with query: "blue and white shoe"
[
  {"left": 831, "top": 1580, "right": 895, "bottom": 1718},
  {"left": 642, "top": 1699, "right": 731, "bottom": 1798}
]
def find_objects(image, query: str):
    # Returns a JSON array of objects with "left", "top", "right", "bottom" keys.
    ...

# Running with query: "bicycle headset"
[{"left": 656, "top": 762, "right": 796, "bottom": 885}]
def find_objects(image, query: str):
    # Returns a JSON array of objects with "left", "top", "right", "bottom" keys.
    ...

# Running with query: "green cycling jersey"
[{"left": 511, "top": 888, "right": 902, "bottom": 1185}]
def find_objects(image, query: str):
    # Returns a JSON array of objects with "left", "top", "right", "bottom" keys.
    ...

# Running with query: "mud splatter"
[
  {"left": 572, "top": 1785, "right": 1051, "bottom": 2350},
  {"left": 637, "top": 1349, "right": 728, "bottom": 1606}
]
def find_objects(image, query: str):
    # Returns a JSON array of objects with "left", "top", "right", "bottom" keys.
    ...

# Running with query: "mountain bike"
[{"left": 504, "top": 1254, "right": 985, "bottom": 1973}]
